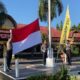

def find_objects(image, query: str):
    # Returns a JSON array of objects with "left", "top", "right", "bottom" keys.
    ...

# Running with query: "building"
[
  {"left": 17, "top": 25, "right": 80, "bottom": 53},
  {"left": 0, "top": 24, "right": 80, "bottom": 58}
]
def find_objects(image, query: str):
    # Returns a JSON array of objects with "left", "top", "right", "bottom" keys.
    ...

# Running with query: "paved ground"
[{"left": 0, "top": 58, "right": 80, "bottom": 80}]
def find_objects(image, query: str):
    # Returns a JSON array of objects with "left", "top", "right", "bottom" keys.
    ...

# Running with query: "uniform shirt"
[
  {"left": 66, "top": 43, "right": 70, "bottom": 51},
  {"left": 41, "top": 44, "right": 47, "bottom": 53},
  {"left": 7, "top": 38, "right": 12, "bottom": 50}
]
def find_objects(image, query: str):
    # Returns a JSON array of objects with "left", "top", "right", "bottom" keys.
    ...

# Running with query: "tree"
[
  {"left": 59, "top": 21, "right": 63, "bottom": 30},
  {"left": 72, "top": 25, "right": 77, "bottom": 31},
  {"left": 39, "top": 0, "right": 63, "bottom": 22},
  {"left": 41, "top": 33, "right": 48, "bottom": 42},
  {"left": 0, "top": 2, "right": 7, "bottom": 26},
  {"left": 56, "top": 21, "right": 63, "bottom": 30},
  {"left": 56, "top": 23, "right": 60, "bottom": 30},
  {"left": 0, "top": 1, "right": 17, "bottom": 29},
  {"left": 78, "top": 23, "right": 80, "bottom": 30}
]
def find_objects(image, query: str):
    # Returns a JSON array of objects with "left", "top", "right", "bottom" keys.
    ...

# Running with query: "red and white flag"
[{"left": 12, "top": 19, "right": 42, "bottom": 54}]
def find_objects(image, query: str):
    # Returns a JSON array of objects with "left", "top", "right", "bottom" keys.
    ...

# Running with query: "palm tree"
[
  {"left": 39, "top": 0, "right": 63, "bottom": 50},
  {"left": 39, "top": 0, "right": 63, "bottom": 60},
  {"left": 39, "top": 0, "right": 63, "bottom": 22}
]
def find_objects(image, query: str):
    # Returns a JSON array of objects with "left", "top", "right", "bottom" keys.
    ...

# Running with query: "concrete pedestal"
[
  {"left": 3, "top": 57, "right": 7, "bottom": 72},
  {"left": 46, "top": 57, "right": 55, "bottom": 67},
  {"left": 46, "top": 48, "right": 55, "bottom": 67}
]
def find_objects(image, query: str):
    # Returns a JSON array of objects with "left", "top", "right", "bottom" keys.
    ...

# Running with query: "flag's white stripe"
[{"left": 12, "top": 31, "right": 42, "bottom": 54}]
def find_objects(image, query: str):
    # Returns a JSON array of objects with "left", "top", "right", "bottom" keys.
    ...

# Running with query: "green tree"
[
  {"left": 0, "top": 2, "right": 17, "bottom": 29},
  {"left": 56, "top": 21, "right": 63, "bottom": 30},
  {"left": 78, "top": 23, "right": 80, "bottom": 30},
  {"left": 72, "top": 25, "right": 77, "bottom": 31},
  {"left": 59, "top": 21, "right": 63, "bottom": 30},
  {"left": 0, "top": 2, "right": 7, "bottom": 26},
  {"left": 56, "top": 23, "right": 60, "bottom": 30},
  {"left": 41, "top": 33, "right": 48, "bottom": 42},
  {"left": 39, "top": 0, "right": 63, "bottom": 22}
]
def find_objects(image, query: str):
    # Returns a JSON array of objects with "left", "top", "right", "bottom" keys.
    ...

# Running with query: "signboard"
[{"left": 0, "top": 29, "right": 10, "bottom": 41}]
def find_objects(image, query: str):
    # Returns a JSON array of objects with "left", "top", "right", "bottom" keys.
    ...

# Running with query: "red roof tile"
[
  {"left": 40, "top": 26, "right": 61, "bottom": 37},
  {"left": 40, "top": 26, "right": 48, "bottom": 34},
  {"left": 17, "top": 24, "right": 26, "bottom": 28},
  {"left": 51, "top": 28, "right": 61, "bottom": 37},
  {"left": 16, "top": 24, "right": 80, "bottom": 38}
]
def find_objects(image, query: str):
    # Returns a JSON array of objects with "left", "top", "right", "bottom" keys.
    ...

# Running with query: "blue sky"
[{"left": 1, "top": 0, "right": 80, "bottom": 27}]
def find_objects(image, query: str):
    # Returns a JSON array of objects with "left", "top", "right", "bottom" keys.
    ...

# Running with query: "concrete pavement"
[{"left": 0, "top": 58, "right": 80, "bottom": 80}]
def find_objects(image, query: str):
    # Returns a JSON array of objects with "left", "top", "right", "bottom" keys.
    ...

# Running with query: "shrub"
[
  {"left": 71, "top": 45, "right": 80, "bottom": 56},
  {"left": 27, "top": 65, "right": 71, "bottom": 80}
]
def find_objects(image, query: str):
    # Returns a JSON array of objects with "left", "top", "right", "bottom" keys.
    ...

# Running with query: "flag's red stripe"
[{"left": 12, "top": 19, "right": 40, "bottom": 42}]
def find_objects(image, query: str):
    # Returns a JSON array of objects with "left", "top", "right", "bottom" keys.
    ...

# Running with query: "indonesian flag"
[{"left": 12, "top": 19, "right": 42, "bottom": 54}]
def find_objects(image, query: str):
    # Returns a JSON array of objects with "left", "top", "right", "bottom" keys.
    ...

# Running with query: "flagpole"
[
  {"left": 46, "top": 0, "right": 54, "bottom": 67},
  {"left": 48, "top": 0, "right": 51, "bottom": 52}
]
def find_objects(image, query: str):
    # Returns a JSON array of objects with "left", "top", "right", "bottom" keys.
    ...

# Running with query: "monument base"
[{"left": 46, "top": 57, "right": 55, "bottom": 67}]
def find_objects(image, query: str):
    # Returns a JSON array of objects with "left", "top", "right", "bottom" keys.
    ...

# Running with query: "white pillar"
[
  {"left": 15, "top": 59, "right": 19, "bottom": 77},
  {"left": 3, "top": 56, "right": 7, "bottom": 72},
  {"left": 3, "top": 45, "right": 7, "bottom": 72},
  {"left": 46, "top": 0, "right": 55, "bottom": 67},
  {"left": 46, "top": 48, "right": 55, "bottom": 67}
]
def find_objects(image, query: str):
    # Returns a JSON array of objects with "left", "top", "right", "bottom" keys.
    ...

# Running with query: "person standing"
[
  {"left": 59, "top": 50, "right": 67, "bottom": 64},
  {"left": 6, "top": 30, "right": 12, "bottom": 70},
  {"left": 66, "top": 40, "right": 71, "bottom": 65},
  {"left": 41, "top": 40, "right": 47, "bottom": 66}
]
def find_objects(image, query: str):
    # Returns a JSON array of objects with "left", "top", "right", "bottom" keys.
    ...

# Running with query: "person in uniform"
[
  {"left": 66, "top": 40, "right": 71, "bottom": 65},
  {"left": 41, "top": 40, "right": 47, "bottom": 65},
  {"left": 6, "top": 30, "right": 12, "bottom": 70}
]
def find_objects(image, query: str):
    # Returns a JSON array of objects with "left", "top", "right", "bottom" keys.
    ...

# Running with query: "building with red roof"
[{"left": 17, "top": 24, "right": 80, "bottom": 44}]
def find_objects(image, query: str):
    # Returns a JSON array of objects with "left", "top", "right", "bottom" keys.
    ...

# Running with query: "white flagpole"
[
  {"left": 46, "top": 0, "right": 55, "bottom": 67},
  {"left": 48, "top": 0, "right": 51, "bottom": 52}
]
